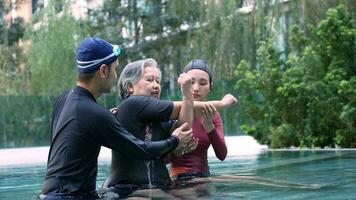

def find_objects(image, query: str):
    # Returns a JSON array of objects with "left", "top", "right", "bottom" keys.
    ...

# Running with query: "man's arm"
[{"left": 97, "top": 111, "right": 193, "bottom": 161}]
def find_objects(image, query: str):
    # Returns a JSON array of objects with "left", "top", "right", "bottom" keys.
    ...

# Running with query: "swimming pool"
[{"left": 0, "top": 148, "right": 355, "bottom": 199}]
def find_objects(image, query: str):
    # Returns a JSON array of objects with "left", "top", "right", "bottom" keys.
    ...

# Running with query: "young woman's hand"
[
  {"left": 220, "top": 94, "right": 238, "bottom": 107},
  {"left": 177, "top": 73, "right": 193, "bottom": 100},
  {"left": 201, "top": 103, "right": 216, "bottom": 133}
]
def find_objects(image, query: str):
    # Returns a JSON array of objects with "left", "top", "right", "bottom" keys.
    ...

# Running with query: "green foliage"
[
  {"left": 235, "top": 5, "right": 356, "bottom": 148},
  {"left": 0, "top": 96, "right": 54, "bottom": 148},
  {"left": 26, "top": 1, "right": 80, "bottom": 95},
  {"left": 82, "top": 0, "right": 126, "bottom": 43},
  {"left": 270, "top": 124, "right": 299, "bottom": 148},
  {"left": 0, "top": 17, "right": 25, "bottom": 46},
  {"left": 0, "top": 0, "right": 26, "bottom": 95},
  {"left": 2, "top": 0, "right": 356, "bottom": 147},
  {"left": 0, "top": 45, "right": 25, "bottom": 94}
]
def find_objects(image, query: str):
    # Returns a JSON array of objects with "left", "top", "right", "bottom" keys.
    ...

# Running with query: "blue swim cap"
[{"left": 76, "top": 37, "right": 121, "bottom": 73}]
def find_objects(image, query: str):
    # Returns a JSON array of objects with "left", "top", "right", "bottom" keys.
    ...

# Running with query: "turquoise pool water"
[{"left": 0, "top": 150, "right": 355, "bottom": 199}]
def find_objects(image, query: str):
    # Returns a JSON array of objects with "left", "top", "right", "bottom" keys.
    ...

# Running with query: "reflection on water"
[{"left": 0, "top": 150, "right": 355, "bottom": 199}]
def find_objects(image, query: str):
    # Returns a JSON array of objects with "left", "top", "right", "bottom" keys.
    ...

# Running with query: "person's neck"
[{"left": 77, "top": 81, "right": 101, "bottom": 99}]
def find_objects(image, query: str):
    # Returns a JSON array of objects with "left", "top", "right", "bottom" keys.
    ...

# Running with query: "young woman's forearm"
[
  {"left": 176, "top": 96, "right": 194, "bottom": 129},
  {"left": 170, "top": 94, "right": 237, "bottom": 119},
  {"left": 171, "top": 100, "right": 222, "bottom": 119},
  {"left": 170, "top": 91, "right": 194, "bottom": 131}
]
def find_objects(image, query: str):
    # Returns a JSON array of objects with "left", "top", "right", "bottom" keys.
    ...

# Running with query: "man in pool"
[{"left": 40, "top": 37, "right": 195, "bottom": 199}]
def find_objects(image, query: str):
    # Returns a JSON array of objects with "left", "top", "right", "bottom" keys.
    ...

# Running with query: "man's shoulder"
[
  {"left": 76, "top": 99, "right": 116, "bottom": 126},
  {"left": 52, "top": 89, "right": 73, "bottom": 111},
  {"left": 54, "top": 89, "right": 71, "bottom": 102},
  {"left": 71, "top": 92, "right": 110, "bottom": 118},
  {"left": 78, "top": 99, "right": 107, "bottom": 114}
]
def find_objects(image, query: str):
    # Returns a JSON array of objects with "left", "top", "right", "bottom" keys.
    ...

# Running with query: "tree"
[
  {"left": 235, "top": 5, "right": 356, "bottom": 148},
  {"left": 0, "top": 0, "right": 26, "bottom": 95},
  {"left": 26, "top": 1, "right": 79, "bottom": 95}
]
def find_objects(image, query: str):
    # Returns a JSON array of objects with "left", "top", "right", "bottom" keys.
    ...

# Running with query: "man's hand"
[
  {"left": 171, "top": 123, "right": 198, "bottom": 156},
  {"left": 220, "top": 94, "right": 238, "bottom": 107},
  {"left": 177, "top": 73, "right": 193, "bottom": 100},
  {"left": 173, "top": 137, "right": 198, "bottom": 157}
]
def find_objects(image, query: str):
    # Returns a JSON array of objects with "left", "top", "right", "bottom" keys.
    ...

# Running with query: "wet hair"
[{"left": 117, "top": 58, "right": 161, "bottom": 99}]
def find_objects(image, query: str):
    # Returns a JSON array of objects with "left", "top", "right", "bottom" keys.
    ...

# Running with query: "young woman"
[
  {"left": 103, "top": 58, "right": 237, "bottom": 197},
  {"left": 169, "top": 59, "right": 228, "bottom": 181}
]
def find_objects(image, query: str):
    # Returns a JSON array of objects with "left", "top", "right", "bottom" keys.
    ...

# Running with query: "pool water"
[{"left": 0, "top": 150, "right": 355, "bottom": 199}]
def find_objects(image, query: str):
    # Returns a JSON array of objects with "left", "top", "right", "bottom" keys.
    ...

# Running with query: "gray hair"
[{"left": 117, "top": 58, "right": 161, "bottom": 99}]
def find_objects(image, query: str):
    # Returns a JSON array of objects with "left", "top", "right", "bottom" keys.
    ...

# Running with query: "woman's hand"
[
  {"left": 177, "top": 73, "right": 193, "bottom": 100},
  {"left": 110, "top": 107, "right": 117, "bottom": 115},
  {"left": 202, "top": 103, "right": 216, "bottom": 133},
  {"left": 220, "top": 94, "right": 238, "bottom": 107}
]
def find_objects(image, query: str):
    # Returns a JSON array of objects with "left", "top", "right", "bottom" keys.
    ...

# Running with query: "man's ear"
[{"left": 98, "top": 64, "right": 108, "bottom": 78}]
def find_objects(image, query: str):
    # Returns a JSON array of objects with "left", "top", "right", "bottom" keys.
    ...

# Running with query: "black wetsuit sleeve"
[
  {"left": 91, "top": 110, "right": 179, "bottom": 160},
  {"left": 124, "top": 96, "right": 173, "bottom": 123}
]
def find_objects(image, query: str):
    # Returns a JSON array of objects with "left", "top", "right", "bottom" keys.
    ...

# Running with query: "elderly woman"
[{"left": 103, "top": 58, "right": 237, "bottom": 197}]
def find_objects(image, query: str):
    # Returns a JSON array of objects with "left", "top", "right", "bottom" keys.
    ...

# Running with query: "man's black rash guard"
[{"left": 41, "top": 86, "right": 179, "bottom": 196}]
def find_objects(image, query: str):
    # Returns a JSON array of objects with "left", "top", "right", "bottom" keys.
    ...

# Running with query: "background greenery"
[{"left": 0, "top": 0, "right": 355, "bottom": 148}]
